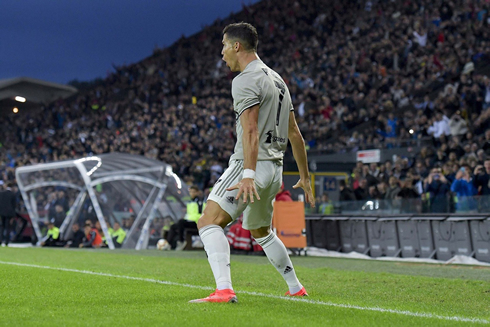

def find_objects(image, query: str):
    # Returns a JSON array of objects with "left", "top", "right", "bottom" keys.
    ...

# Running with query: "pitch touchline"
[{"left": 1, "top": 261, "right": 488, "bottom": 324}]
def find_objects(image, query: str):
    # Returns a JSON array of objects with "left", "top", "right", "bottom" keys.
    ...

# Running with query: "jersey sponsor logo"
[
  {"left": 226, "top": 196, "right": 235, "bottom": 204},
  {"left": 265, "top": 130, "right": 287, "bottom": 144}
]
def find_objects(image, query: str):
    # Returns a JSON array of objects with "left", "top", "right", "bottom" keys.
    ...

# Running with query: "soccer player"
[{"left": 190, "top": 22, "right": 315, "bottom": 303}]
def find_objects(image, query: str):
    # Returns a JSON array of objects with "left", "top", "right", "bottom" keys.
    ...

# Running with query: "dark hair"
[
  {"left": 223, "top": 22, "right": 258, "bottom": 52},
  {"left": 189, "top": 185, "right": 199, "bottom": 191}
]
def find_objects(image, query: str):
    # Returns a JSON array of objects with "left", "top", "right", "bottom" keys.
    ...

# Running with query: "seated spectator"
[
  {"left": 110, "top": 222, "right": 126, "bottom": 248},
  {"left": 451, "top": 166, "right": 477, "bottom": 212},
  {"left": 424, "top": 167, "right": 450, "bottom": 213},
  {"left": 64, "top": 223, "right": 85, "bottom": 248},
  {"left": 318, "top": 193, "right": 333, "bottom": 215},
  {"left": 41, "top": 219, "right": 61, "bottom": 247},
  {"left": 80, "top": 223, "right": 103, "bottom": 248},
  {"left": 339, "top": 180, "right": 356, "bottom": 202}
]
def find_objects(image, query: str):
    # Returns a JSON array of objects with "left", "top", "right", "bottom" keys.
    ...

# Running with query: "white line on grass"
[{"left": 1, "top": 260, "right": 488, "bottom": 324}]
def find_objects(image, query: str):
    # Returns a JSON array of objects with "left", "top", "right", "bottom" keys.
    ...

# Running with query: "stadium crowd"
[{"left": 1, "top": 0, "right": 490, "bottom": 219}]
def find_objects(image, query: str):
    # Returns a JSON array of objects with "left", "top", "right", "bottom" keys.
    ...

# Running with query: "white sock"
[
  {"left": 199, "top": 225, "right": 233, "bottom": 291},
  {"left": 254, "top": 232, "right": 302, "bottom": 294}
]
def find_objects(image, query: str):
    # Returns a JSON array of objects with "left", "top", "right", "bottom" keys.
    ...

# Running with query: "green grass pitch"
[{"left": 0, "top": 247, "right": 489, "bottom": 326}]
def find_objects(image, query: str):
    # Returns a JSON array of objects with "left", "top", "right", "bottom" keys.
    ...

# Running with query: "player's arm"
[
  {"left": 288, "top": 111, "right": 315, "bottom": 207},
  {"left": 241, "top": 104, "right": 259, "bottom": 173},
  {"left": 226, "top": 104, "right": 261, "bottom": 203}
]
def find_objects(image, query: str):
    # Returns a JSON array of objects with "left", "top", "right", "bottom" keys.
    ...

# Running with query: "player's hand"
[
  {"left": 227, "top": 178, "right": 261, "bottom": 203},
  {"left": 292, "top": 178, "right": 315, "bottom": 207}
]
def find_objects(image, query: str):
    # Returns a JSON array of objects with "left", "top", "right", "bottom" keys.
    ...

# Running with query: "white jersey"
[{"left": 230, "top": 59, "right": 293, "bottom": 163}]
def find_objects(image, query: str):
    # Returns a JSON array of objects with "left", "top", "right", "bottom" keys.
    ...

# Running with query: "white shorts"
[{"left": 208, "top": 160, "right": 283, "bottom": 230}]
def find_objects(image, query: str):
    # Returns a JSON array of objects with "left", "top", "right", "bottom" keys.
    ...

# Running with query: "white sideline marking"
[{"left": 1, "top": 260, "right": 488, "bottom": 324}]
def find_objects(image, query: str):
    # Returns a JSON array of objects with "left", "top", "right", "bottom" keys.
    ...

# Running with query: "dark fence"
[{"left": 305, "top": 214, "right": 490, "bottom": 263}]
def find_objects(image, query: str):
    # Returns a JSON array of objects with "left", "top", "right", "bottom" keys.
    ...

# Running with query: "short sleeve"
[{"left": 232, "top": 76, "right": 260, "bottom": 116}]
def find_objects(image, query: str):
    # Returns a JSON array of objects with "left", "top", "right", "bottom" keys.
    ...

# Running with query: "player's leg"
[
  {"left": 190, "top": 160, "right": 246, "bottom": 303},
  {"left": 245, "top": 162, "right": 307, "bottom": 296},
  {"left": 250, "top": 226, "right": 306, "bottom": 296}
]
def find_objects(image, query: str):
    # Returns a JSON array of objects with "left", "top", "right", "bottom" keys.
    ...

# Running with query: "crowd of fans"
[
  {"left": 0, "top": 0, "right": 490, "bottom": 221},
  {"left": 328, "top": 150, "right": 490, "bottom": 214}
]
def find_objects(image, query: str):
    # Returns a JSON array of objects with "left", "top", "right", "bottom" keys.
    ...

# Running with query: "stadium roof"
[{"left": 0, "top": 77, "right": 77, "bottom": 110}]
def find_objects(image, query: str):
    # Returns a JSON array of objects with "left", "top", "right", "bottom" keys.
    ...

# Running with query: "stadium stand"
[{"left": 1, "top": 0, "right": 490, "bottom": 227}]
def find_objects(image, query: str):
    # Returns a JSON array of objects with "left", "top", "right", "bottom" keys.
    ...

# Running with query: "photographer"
[
  {"left": 424, "top": 167, "right": 450, "bottom": 213},
  {"left": 451, "top": 165, "right": 477, "bottom": 212}
]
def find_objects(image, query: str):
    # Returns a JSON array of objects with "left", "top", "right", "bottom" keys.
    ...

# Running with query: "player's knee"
[
  {"left": 197, "top": 203, "right": 231, "bottom": 230},
  {"left": 250, "top": 226, "right": 271, "bottom": 239}
]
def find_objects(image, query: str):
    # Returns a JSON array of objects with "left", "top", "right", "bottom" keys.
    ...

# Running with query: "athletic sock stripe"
[
  {"left": 255, "top": 233, "right": 275, "bottom": 247},
  {"left": 214, "top": 164, "right": 240, "bottom": 196},
  {"left": 217, "top": 161, "right": 243, "bottom": 197}
]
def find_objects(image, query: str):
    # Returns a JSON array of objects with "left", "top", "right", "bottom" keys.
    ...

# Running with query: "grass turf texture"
[{"left": 0, "top": 248, "right": 489, "bottom": 326}]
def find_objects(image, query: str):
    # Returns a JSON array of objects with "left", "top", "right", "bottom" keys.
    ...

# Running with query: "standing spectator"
[
  {"left": 397, "top": 178, "right": 420, "bottom": 213},
  {"left": 473, "top": 161, "right": 490, "bottom": 211},
  {"left": 427, "top": 111, "right": 450, "bottom": 139},
  {"left": 0, "top": 182, "right": 16, "bottom": 247},
  {"left": 425, "top": 167, "right": 451, "bottom": 213},
  {"left": 339, "top": 180, "right": 356, "bottom": 202},
  {"left": 354, "top": 179, "right": 369, "bottom": 201},
  {"left": 385, "top": 176, "right": 401, "bottom": 200},
  {"left": 451, "top": 166, "right": 477, "bottom": 212}
]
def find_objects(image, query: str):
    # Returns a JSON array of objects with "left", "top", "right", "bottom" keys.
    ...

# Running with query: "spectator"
[
  {"left": 339, "top": 180, "right": 356, "bottom": 202},
  {"left": 354, "top": 179, "right": 369, "bottom": 201},
  {"left": 427, "top": 111, "right": 451, "bottom": 139},
  {"left": 425, "top": 167, "right": 450, "bottom": 213},
  {"left": 385, "top": 176, "right": 401, "bottom": 200},
  {"left": 451, "top": 166, "right": 477, "bottom": 212}
]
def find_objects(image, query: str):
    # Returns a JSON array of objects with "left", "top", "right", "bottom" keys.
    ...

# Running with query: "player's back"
[{"left": 231, "top": 59, "right": 293, "bottom": 162}]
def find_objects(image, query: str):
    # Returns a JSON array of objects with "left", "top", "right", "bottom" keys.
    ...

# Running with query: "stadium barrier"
[{"left": 305, "top": 214, "right": 490, "bottom": 263}]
